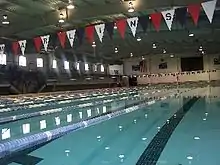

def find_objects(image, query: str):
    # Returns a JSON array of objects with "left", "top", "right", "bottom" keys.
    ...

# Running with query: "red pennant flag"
[
  {"left": 150, "top": 13, "right": 162, "bottom": 32},
  {"left": 116, "top": 19, "right": 126, "bottom": 39},
  {"left": 57, "top": 31, "right": 66, "bottom": 48},
  {"left": 12, "top": 41, "right": 19, "bottom": 55},
  {"left": 85, "top": 26, "right": 95, "bottom": 44},
  {"left": 34, "top": 37, "right": 42, "bottom": 52},
  {"left": 188, "top": 4, "right": 201, "bottom": 25}
]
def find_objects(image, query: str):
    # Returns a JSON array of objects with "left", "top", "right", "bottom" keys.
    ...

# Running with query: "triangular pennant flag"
[
  {"left": 66, "top": 29, "right": 76, "bottom": 47},
  {"left": 12, "top": 42, "right": 19, "bottom": 55},
  {"left": 162, "top": 9, "right": 175, "bottom": 31},
  {"left": 127, "top": 17, "right": 139, "bottom": 37},
  {"left": 95, "top": 24, "right": 105, "bottom": 42},
  {"left": 57, "top": 31, "right": 66, "bottom": 48},
  {"left": 85, "top": 25, "right": 95, "bottom": 44},
  {"left": 175, "top": 7, "right": 187, "bottom": 26},
  {"left": 116, "top": 19, "right": 127, "bottom": 39},
  {"left": 34, "top": 37, "right": 42, "bottom": 52},
  {"left": 188, "top": 4, "right": 201, "bottom": 25},
  {"left": 139, "top": 16, "right": 148, "bottom": 32},
  {"left": 105, "top": 22, "right": 114, "bottom": 39},
  {"left": 40, "top": 35, "right": 50, "bottom": 51},
  {"left": 150, "top": 13, "right": 162, "bottom": 32},
  {"left": 76, "top": 28, "right": 85, "bottom": 45},
  {"left": 18, "top": 40, "right": 26, "bottom": 55},
  {"left": 202, "top": 0, "right": 217, "bottom": 23},
  {"left": 0, "top": 44, "right": 5, "bottom": 54}
]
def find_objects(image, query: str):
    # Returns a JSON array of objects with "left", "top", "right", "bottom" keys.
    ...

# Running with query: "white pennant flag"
[
  {"left": 40, "top": 35, "right": 50, "bottom": 52},
  {"left": 95, "top": 24, "right": 105, "bottom": 42},
  {"left": 202, "top": 0, "right": 217, "bottom": 23},
  {"left": 0, "top": 44, "right": 5, "bottom": 54},
  {"left": 18, "top": 40, "right": 26, "bottom": 55},
  {"left": 162, "top": 9, "right": 175, "bottom": 31},
  {"left": 66, "top": 29, "right": 76, "bottom": 47},
  {"left": 127, "top": 17, "right": 139, "bottom": 37}
]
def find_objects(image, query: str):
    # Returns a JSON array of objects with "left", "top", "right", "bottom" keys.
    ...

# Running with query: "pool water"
[{"left": 1, "top": 86, "right": 220, "bottom": 165}]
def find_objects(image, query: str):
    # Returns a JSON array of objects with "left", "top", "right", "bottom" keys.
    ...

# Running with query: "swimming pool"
[{"left": 0, "top": 86, "right": 219, "bottom": 165}]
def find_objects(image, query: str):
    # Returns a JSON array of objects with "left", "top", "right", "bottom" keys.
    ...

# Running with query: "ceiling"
[{"left": 0, "top": 0, "right": 220, "bottom": 64}]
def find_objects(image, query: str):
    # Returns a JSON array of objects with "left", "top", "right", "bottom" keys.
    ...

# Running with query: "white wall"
[{"left": 123, "top": 54, "right": 220, "bottom": 84}]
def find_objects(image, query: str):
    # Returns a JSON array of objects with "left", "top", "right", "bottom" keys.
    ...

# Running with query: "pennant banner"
[
  {"left": 85, "top": 26, "right": 95, "bottom": 44},
  {"left": 116, "top": 19, "right": 127, "bottom": 39},
  {"left": 0, "top": 44, "right": 5, "bottom": 54},
  {"left": 40, "top": 35, "right": 50, "bottom": 52},
  {"left": 12, "top": 42, "right": 19, "bottom": 55},
  {"left": 34, "top": 37, "right": 42, "bottom": 53},
  {"left": 202, "top": 0, "right": 217, "bottom": 23},
  {"left": 139, "top": 16, "right": 148, "bottom": 33},
  {"left": 57, "top": 32, "right": 66, "bottom": 48},
  {"left": 66, "top": 29, "right": 76, "bottom": 47},
  {"left": 151, "top": 13, "right": 162, "bottom": 32},
  {"left": 127, "top": 17, "right": 139, "bottom": 37},
  {"left": 18, "top": 40, "right": 26, "bottom": 55},
  {"left": 105, "top": 22, "right": 114, "bottom": 39},
  {"left": 175, "top": 7, "right": 187, "bottom": 26},
  {"left": 188, "top": 4, "right": 201, "bottom": 25},
  {"left": 162, "top": 9, "right": 175, "bottom": 31},
  {"left": 95, "top": 24, "right": 105, "bottom": 42}
]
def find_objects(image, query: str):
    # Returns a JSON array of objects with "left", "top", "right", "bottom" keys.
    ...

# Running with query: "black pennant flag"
[
  {"left": 76, "top": 27, "right": 85, "bottom": 45},
  {"left": 139, "top": 15, "right": 148, "bottom": 32},
  {"left": 175, "top": 7, "right": 187, "bottom": 27},
  {"left": 105, "top": 22, "right": 114, "bottom": 39}
]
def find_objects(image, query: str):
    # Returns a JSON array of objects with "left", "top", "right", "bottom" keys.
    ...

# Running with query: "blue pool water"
[{"left": 0, "top": 86, "right": 220, "bottom": 165}]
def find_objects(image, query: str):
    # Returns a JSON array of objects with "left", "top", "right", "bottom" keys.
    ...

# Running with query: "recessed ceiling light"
[
  {"left": 153, "top": 43, "right": 156, "bottom": 49},
  {"left": 187, "top": 156, "right": 193, "bottom": 160},
  {"left": 194, "top": 136, "right": 200, "bottom": 140},
  {"left": 130, "top": 53, "right": 133, "bottom": 57},
  {"left": 2, "top": 15, "right": 9, "bottom": 25},
  {"left": 189, "top": 33, "right": 194, "bottom": 37},
  {"left": 67, "top": 0, "right": 75, "bottom": 9},
  {"left": 128, "top": 1, "right": 135, "bottom": 13},
  {"left": 137, "top": 37, "right": 141, "bottom": 41}
]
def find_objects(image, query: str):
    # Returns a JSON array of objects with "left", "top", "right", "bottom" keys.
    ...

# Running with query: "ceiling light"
[
  {"left": 163, "top": 49, "right": 166, "bottom": 54},
  {"left": 115, "top": 50, "right": 118, "bottom": 53},
  {"left": 194, "top": 136, "right": 200, "bottom": 140},
  {"left": 142, "top": 56, "right": 145, "bottom": 60},
  {"left": 58, "top": 13, "right": 65, "bottom": 23},
  {"left": 153, "top": 43, "right": 156, "bottom": 49},
  {"left": 114, "top": 22, "right": 117, "bottom": 29},
  {"left": 2, "top": 15, "right": 9, "bottom": 25},
  {"left": 92, "top": 42, "right": 96, "bottom": 47},
  {"left": 128, "top": 1, "right": 135, "bottom": 13},
  {"left": 201, "top": 51, "right": 205, "bottom": 54},
  {"left": 189, "top": 33, "right": 194, "bottom": 37},
  {"left": 170, "top": 54, "right": 174, "bottom": 58},
  {"left": 130, "top": 53, "right": 133, "bottom": 57},
  {"left": 67, "top": 0, "right": 75, "bottom": 9},
  {"left": 137, "top": 37, "right": 141, "bottom": 42}
]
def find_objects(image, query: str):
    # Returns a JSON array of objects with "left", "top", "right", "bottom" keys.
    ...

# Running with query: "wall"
[
  {"left": 108, "top": 65, "right": 123, "bottom": 75},
  {"left": 123, "top": 54, "right": 220, "bottom": 84}
]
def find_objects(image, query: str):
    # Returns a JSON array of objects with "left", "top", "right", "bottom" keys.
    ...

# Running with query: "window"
[
  {"left": 2, "top": 128, "right": 10, "bottom": 140},
  {"left": 19, "top": 55, "right": 26, "bottom": 67},
  {"left": 55, "top": 117, "right": 60, "bottom": 126},
  {"left": 37, "top": 58, "right": 43, "bottom": 68},
  {"left": 52, "top": 59, "right": 57, "bottom": 69},
  {"left": 40, "top": 120, "right": 46, "bottom": 130},
  {"left": 64, "top": 61, "right": 69, "bottom": 70},
  {"left": 79, "top": 111, "right": 83, "bottom": 119},
  {"left": 94, "top": 64, "right": 97, "bottom": 72},
  {"left": 87, "top": 109, "right": 91, "bottom": 117},
  {"left": 103, "top": 106, "right": 107, "bottom": 113},
  {"left": 76, "top": 62, "right": 80, "bottom": 70},
  {"left": 0, "top": 54, "right": 6, "bottom": 65},
  {"left": 67, "top": 114, "right": 72, "bottom": 123},
  {"left": 22, "top": 123, "right": 30, "bottom": 134},
  {"left": 101, "top": 64, "right": 105, "bottom": 72},
  {"left": 85, "top": 63, "right": 89, "bottom": 71}
]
